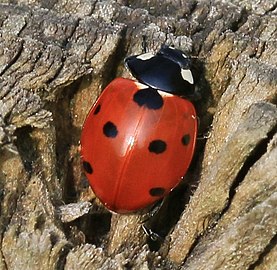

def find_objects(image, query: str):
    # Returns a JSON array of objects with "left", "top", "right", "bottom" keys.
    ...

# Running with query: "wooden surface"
[{"left": 0, "top": 1, "right": 276, "bottom": 269}]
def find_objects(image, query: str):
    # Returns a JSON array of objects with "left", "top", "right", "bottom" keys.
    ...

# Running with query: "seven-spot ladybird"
[{"left": 80, "top": 45, "right": 197, "bottom": 213}]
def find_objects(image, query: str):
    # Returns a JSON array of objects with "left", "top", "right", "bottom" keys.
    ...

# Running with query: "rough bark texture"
[{"left": 0, "top": 1, "right": 276, "bottom": 269}]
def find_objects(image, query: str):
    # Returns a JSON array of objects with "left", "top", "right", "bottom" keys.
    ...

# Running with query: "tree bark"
[{"left": 0, "top": 1, "right": 276, "bottom": 269}]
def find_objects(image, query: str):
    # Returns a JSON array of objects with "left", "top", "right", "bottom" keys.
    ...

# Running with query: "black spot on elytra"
[
  {"left": 103, "top": 121, "right": 118, "bottom": 138},
  {"left": 181, "top": 134, "right": 190, "bottom": 145},
  {"left": 148, "top": 140, "right": 167, "bottom": 154},
  {"left": 133, "top": 88, "right": 163, "bottom": 110},
  {"left": 149, "top": 187, "right": 166, "bottom": 197},
  {"left": 83, "top": 161, "right": 93, "bottom": 174},
  {"left": 94, "top": 104, "right": 101, "bottom": 115}
]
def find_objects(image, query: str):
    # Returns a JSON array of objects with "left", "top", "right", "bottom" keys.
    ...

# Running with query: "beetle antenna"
[{"left": 141, "top": 35, "right": 148, "bottom": 53}]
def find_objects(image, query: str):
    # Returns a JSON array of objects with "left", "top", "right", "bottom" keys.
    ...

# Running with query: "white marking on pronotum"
[
  {"left": 158, "top": 90, "right": 174, "bottom": 97},
  {"left": 136, "top": 52, "right": 154, "bottom": 60},
  {"left": 134, "top": 81, "right": 149, "bottom": 89},
  {"left": 181, "top": 69, "right": 194, "bottom": 84},
  {"left": 182, "top": 53, "right": 188, "bottom": 59}
]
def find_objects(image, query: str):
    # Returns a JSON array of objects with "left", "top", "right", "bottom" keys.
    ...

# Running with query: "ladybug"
[{"left": 81, "top": 45, "right": 197, "bottom": 213}]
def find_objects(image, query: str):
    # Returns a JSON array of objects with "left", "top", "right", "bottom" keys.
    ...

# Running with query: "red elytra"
[{"left": 80, "top": 77, "right": 197, "bottom": 213}]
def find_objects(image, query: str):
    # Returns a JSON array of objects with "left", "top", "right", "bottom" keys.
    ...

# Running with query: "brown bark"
[{"left": 0, "top": 1, "right": 276, "bottom": 269}]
